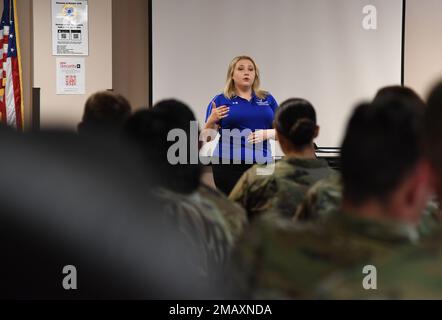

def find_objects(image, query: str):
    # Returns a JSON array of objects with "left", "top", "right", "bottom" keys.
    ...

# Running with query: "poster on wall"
[
  {"left": 52, "top": 0, "right": 89, "bottom": 55},
  {"left": 56, "top": 58, "right": 86, "bottom": 94}
]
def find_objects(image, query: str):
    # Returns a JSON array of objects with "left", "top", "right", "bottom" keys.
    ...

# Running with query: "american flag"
[{"left": 0, "top": 0, "right": 23, "bottom": 129}]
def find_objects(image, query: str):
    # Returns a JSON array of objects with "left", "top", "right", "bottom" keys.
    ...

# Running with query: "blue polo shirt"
[{"left": 205, "top": 92, "right": 278, "bottom": 163}]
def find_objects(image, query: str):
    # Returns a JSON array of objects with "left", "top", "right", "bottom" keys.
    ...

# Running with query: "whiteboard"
[{"left": 152, "top": 0, "right": 403, "bottom": 151}]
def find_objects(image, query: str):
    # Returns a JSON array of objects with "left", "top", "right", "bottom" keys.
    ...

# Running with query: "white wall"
[{"left": 33, "top": 0, "right": 112, "bottom": 129}]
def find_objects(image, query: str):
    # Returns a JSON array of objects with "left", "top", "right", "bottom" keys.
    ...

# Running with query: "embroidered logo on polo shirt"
[{"left": 256, "top": 99, "right": 270, "bottom": 106}]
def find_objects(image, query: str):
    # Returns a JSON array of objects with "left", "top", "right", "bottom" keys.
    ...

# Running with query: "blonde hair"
[{"left": 223, "top": 55, "right": 267, "bottom": 100}]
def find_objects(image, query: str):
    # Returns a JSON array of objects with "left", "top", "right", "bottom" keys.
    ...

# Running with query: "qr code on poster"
[{"left": 65, "top": 75, "right": 77, "bottom": 86}]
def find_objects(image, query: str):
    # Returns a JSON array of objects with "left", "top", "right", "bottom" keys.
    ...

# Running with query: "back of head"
[
  {"left": 124, "top": 99, "right": 201, "bottom": 194},
  {"left": 78, "top": 91, "right": 131, "bottom": 136},
  {"left": 341, "top": 86, "right": 425, "bottom": 205},
  {"left": 273, "top": 98, "right": 317, "bottom": 148},
  {"left": 426, "top": 81, "right": 442, "bottom": 195},
  {"left": 373, "top": 86, "right": 425, "bottom": 106},
  {"left": 153, "top": 99, "right": 197, "bottom": 124}
]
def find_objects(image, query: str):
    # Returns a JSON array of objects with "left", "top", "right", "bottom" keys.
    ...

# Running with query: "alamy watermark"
[
  {"left": 62, "top": 265, "right": 78, "bottom": 290},
  {"left": 362, "top": 265, "right": 377, "bottom": 290},
  {"left": 167, "top": 121, "right": 276, "bottom": 175},
  {"left": 362, "top": 5, "right": 377, "bottom": 30}
]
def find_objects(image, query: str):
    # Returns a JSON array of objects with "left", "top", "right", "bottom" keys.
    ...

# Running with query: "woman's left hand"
[{"left": 247, "top": 129, "right": 276, "bottom": 144}]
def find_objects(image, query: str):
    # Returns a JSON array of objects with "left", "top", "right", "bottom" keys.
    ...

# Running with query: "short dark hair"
[
  {"left": 124, "top": 99, "right": 201, "bottom": 194},
  {"left": 373, "top": 85, "right": 425, "bottom": 108},
  {"left": 273, "top": 98, "right": 317, "bottom": 148},
  {"left": 341, "top": 86, "right": 425, "bottom": 205},
  {"left": 78, "top": 91, "right": 131, "bottom": 135}
]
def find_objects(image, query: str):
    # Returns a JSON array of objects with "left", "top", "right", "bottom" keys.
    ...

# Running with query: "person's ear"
[
  {"left": 277, "top": 132, "right": 291, "bottom": 155},
  {"left": 391, "top": 160, "right": 432, "bottom": 223},
  {"left": 314, "top": 125, "right": 320, "bottom": 139},
  {"left": 413, "top": 160, "right": 433, "bottom": 203},
  {"left": 275, "top": 130, "right": 282, "bottom": 142}
]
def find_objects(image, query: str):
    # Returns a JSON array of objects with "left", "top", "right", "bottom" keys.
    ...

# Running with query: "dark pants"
[{"left": 211, "top": 161, "right": 254, "bottom": 196}]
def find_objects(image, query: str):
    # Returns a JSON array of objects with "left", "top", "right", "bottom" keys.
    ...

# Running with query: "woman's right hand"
[{"left": 206, "top": 102, "right": 229, "bottom": 126}]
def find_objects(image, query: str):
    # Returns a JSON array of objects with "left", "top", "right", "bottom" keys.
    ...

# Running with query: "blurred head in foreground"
[{"left": 341, "top": 86, "right": 430, "bottom": 224}]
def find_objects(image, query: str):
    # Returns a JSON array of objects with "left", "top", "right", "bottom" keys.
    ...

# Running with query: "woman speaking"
[{"left": 204, "top": 56, "right": 278, "bottom": 195}]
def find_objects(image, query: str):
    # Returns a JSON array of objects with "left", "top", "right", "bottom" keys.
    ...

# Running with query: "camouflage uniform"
[
  {"left": 294, "top": 173, "right": 342, "bottom": 222},
  {"left": 295, "top": 174, "right": 441, "bottom": 237},
  {"left": 317, "top": 229, "right": 442, "bottom": 299},
  {"left": 233, "top": 212, "right": 421, "bottom": 299},
  {"left": 229, "top": 157, "right": 335, "bottom": 221},
  {"left": 155, "top": 188, "right": 234, "bottom": 279},
  {"left": 198, "top": 183, "right": 247, "bottom": 242}
]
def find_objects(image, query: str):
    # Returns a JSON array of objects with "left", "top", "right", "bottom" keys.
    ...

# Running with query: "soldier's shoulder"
[
  {"left": 198, "top": 184, "right": 247, "bottom": 240},
  {"left": 319, "top": 242, "right": 442, "bottom": 299},
  {"left": 310, "top": 172, "right": 342, "bottom": 191},
  {"left": 294, "top": 173, "right": 343, "bottom": 222}
]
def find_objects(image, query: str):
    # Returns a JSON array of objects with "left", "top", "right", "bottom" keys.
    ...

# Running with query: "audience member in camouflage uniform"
[
  {"left": 233, "top": 212, "right": 422, "bottom": 299},
  {"left": 124, "top": 100, "right": 234, "bottom": 284},
  {"left": 156, "top": 188, "right": 233, "bottom": 279},
  {"left": 295, "top": 173, "right": 441, "bottom": 237},
  {"left": 317, "top": 81, "right": 442, "bottom": 299},
  {"left": 295, "top": 86, "right": 441, "bottom": 235},
  {"left": 313, "top": 231, "right": 442, "bottom": 299},
  {"left": 294, "top": 172, "right": 342, "bottom": 222},
  {"left": 229, "top": 98, "right": 335, "bottom": 221},
  {"left": 198, "top": 183, "right": 247, "bottom": 242},
  {"left": 232, "top": 86, "right": 434, "bottom": 299}
]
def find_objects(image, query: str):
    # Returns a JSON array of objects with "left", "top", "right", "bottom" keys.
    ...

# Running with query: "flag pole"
[{"left": 12, "top": 0, "right": 24, "bottom": 130}]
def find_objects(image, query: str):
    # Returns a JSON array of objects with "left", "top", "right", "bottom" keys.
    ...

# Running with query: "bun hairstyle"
[{"left": 274, "top": 98, "right": 317, "bottom": 148}]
